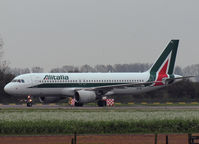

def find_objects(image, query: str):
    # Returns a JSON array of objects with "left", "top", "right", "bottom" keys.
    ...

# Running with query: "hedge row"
[{"left": 0, "top": 119, "right": 199, "bottom": 135}]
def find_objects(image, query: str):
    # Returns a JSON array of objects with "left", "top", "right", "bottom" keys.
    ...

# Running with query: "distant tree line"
[
  {"left": 114, "top": 80, "right": 199, "bottom": 103},
  {"left": 5, "top": 64, "right": 199, "bottom": 81},
  {"left": 0, "top": 38, "right": 16, "bottom": 103}
]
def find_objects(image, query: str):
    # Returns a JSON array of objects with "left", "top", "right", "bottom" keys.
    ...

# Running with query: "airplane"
[{"left": 4, "top": 40, "right": 189, "bottom": 107}]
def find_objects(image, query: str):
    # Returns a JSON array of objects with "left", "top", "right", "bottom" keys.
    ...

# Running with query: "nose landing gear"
[{"left": 27, "top": 96, "right": 32, "bottom": 107}]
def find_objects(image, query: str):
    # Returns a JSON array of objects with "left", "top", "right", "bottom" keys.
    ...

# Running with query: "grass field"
[{"left": 0, "top": 108, "right": 199, "bottom": 134}]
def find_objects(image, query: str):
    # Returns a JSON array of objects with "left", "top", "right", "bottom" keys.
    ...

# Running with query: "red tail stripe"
[{"left": 154, "top": 59, "right": 169, "bottom": 86}]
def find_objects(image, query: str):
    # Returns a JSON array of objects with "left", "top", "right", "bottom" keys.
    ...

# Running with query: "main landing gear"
[
  {"left": 74, "top": 102, "right": 84, "bottom": 107},
  {"left": 97, "top": 100, "right": 107, "bottom": 107},
  {"left": 97, "top": 97, "right": 107, "bottom": 107}
]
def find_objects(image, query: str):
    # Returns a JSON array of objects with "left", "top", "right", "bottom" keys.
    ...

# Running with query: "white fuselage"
[{"left": 4, "top": 72, "right": 165, "bottom": 98}]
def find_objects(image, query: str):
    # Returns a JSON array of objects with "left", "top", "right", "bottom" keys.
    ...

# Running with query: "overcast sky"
[{"left": 0, "top": 0, "right": 198, "bottom": 72}]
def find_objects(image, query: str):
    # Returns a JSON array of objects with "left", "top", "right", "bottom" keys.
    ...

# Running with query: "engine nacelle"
[
  {"left": 75, "top": 90, "right": 96, "bottom": 103},
  {"left": 39, "top": 96, "right": 63, "bottom": 103}
]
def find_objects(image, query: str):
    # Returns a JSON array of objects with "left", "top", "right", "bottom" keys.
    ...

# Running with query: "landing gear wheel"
[
  {"left": 97, "top": 100, "right": 106, "bottom": 107},
  {"left": 27, "top": 102, "right": 32, "bottom": 107},
  {"left": 75, "top": 102, "right": 83, "bottom": 107}
]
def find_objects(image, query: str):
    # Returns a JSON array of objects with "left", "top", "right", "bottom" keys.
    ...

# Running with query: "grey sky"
[{"left": 0, "top": 0, "right": 198, "bottom": 72}]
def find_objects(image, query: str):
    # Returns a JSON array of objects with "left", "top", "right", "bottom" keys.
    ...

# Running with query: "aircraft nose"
[{"left": 4, "top": 83, "right": 12, "bottom": 94}]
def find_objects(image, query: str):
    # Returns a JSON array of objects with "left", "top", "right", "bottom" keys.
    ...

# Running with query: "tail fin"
[{"left": 148, "top": 40, "right": 179, "bottom": 83}]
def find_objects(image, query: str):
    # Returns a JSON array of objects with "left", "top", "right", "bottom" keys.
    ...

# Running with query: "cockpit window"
[{"left": 12, "top": 79, "right": 25, "bottom": 83}]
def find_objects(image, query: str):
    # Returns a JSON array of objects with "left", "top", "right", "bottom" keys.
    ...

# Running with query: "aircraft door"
[{"left": 29, "top": 76, "right": 41, "bottom": 95}]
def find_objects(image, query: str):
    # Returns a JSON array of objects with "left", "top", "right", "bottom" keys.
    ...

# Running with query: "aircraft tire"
[
  {"left": 74, "top": 102, "right": 83, "bottom": 107},
  {"left": 97, "top": 100, "right": 106, "bottom": 107}
]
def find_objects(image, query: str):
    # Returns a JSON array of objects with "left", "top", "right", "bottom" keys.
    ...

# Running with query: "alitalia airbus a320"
[{"left": 4, "top": 40, "right": 190, "bottom": 106}]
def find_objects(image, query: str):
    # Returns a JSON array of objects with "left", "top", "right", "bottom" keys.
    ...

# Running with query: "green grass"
[{"left": 1, "top": 108, "right": 199, "bottom": 134}]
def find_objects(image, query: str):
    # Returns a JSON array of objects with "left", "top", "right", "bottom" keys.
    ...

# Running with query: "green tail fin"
[{"left": 148, "top": 40, "right": 179, "bottom": 81}]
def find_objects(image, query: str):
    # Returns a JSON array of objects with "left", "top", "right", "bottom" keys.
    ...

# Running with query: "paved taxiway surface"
[{"left": 1, "top": 104, "right": 199, "bottom": 109}]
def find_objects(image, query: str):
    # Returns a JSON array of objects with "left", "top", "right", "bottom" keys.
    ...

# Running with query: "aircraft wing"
[
  {"left": 77, "top": 76, "right": 195, "bottom": 94},
  {"left": 167, "top": 75, "right": 194, "bottom": 81},
  {"left": 84, "top": 81, "right": 153, "bottom": 92},
  {"left": 84, "top": 76, "right": 194, "bottom": 90},
  {"left": 168, "top": 76, "right": 195, "bottom": 80},
  {"left": 156, "top": 76, "right": 195, "bottom": 85}
]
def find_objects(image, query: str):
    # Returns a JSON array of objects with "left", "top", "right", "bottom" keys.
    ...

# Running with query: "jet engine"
[
  {"left": 39, "top": 96, "right": 64, "bottom": 103},
  {"left": 74, "top": 90, "right": 97, "bottom": 103}
]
